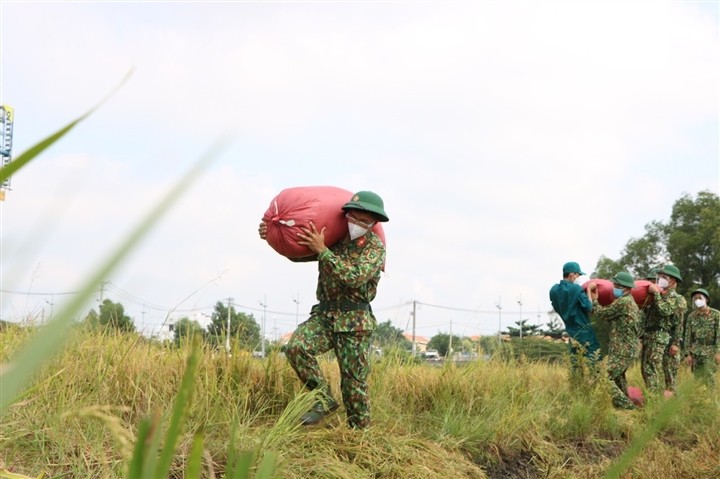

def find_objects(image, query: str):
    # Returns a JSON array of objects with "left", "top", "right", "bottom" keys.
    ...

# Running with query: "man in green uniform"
[
  {"left": 591, "top": 272, "right": 641, "bottom": 409},
  {"left": 259, "top": 191, "right": 389, "bottom": 429},
  {"left": 549, "top": 262, "right": 601, "bottom": 372},
  {"left": 641, "top": 264, "right": 687, "bottom": 393},
  {"left": 683, "top": 288, "right": 720, "bottom": 386},
  {"left": 637, "top": 269, "right": 659, "bottom": 340}
]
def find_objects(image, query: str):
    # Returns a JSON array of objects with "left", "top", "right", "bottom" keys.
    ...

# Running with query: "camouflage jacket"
[
  {"left": 643, "top": 289, "right": 687, "bottom": 347},
  {"left": 592, "top": 294, "right": 640, "bottom": 358},
  {"left": 684, "top": 307, "right": 720, "bottom": 357},
  {"left": 312, "top": 232, "right": 385, "bottom": 332}
]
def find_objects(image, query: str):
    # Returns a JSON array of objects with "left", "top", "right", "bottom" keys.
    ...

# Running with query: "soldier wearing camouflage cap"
[
  {"left": 641, "top": 263, "right": 688, "bottom": 394},
  {"left": 591, "top": 272, "right": 641, "bottom": 409},
  {"left": 683, "top": 288, "right": 720, "bottom": 386},
  {"left": 259, "top": 190, "right": 389, "bottom": 429}
]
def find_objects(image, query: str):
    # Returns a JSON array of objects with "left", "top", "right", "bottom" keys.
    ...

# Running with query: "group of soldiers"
[{"left": 551, "top": 262, "right": 720, "bottom": 410}]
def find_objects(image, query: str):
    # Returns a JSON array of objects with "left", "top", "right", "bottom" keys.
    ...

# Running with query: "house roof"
[{"left": 403, "top": 332, "right": 429, "bottom": 344}]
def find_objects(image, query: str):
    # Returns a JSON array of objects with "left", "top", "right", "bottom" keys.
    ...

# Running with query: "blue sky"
[{"left": 1, "top": 1, "right": 718, "bottom": 342}]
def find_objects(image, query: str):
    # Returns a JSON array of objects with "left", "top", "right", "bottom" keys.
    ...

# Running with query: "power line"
[
  {"left": 1, "top": 286, "right": 536, "bottom": 322},
  {"left": 0, "top": 289, "right": 80, "bottom": 296}
]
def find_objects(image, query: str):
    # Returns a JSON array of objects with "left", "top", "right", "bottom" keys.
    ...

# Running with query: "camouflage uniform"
[
  {"left": 592, "top": 294, "right": 640, "bottom": 409},
  {"left": 683, "top": 307, "right": 720, "bottom": 385},
  {"left": 641, "top": 289, "right": 687, "bottom": 392},
  {"left": 284, "top": 232, "right": 385, "bottom": 429}
]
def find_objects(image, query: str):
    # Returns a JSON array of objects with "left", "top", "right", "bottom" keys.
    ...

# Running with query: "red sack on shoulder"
[
  {"left": 262, "top": 186, "right": 386, "bottom": 259},
  {"left": 584, "top": 279, "right": 615, "bottom": 306},
  {"left": 583, "top": 278, "right": 661, "bottom": 307},
  {"left": 630, "top": 280, "right": 661, "bottom": 308}
]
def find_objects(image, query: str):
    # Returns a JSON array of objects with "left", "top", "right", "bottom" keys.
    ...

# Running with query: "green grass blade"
[
  {"left": 229, "top": 450, "right": 255, "bottom": 479},
  {"left": 602, "top": 381, "right": 692, "bottom": 479},
  {"left": 254, "top": 452, "right": 279, "bottom": 479},
  {"left": 0, "top": 136, "right": 228, "bottom": 417},
  {"left": 139, "top": 412, "right": 164, "bottom": 479},
  {"left": 153, "top": 338, "right": 201, "bottom": 478},
  {"left": 0, "top": 469, "right": 42, "bottom": 479},
  {"left": 0, "top": 70, "right": 132, "bottom": 184},
  {"left": 126, "top": 414, "right": 156, "bottom": 479},
  {"left": 184, "top": 432, "right": 205, "bottom": 479}
]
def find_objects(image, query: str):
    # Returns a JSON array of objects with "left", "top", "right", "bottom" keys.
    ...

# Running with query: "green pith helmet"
[
  {"left": 342, "top": 191, "right": 389, "bottom": 222},
  {"left": 691, "top": 288, "right": 710, "bottom": 301},
  {"left": 659, "top": 264, "right": 682, "bottom": 283},
  {"left": 612, "top": 271, "right": 636, "bottom": 289}
]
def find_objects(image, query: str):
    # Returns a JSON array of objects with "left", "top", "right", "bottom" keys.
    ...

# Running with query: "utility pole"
[
  {"left": 225, "top": 297, "right": 233, "bottom": 354},
  {"left": 292, "top": 293, "right": 301, "bottom": 327},
  {"left": 98, "top": 281, "right": 107, "bottom": 303},
  {"left": 495, "top": 297, "right": 502, "bottom": 344},
  {"left": 259, "top": 296, "right": 267, "bottom": 358},
  {"left": 411, "top": 300, "right": 417, "bottom": 357},
  {"left": 448, "top": 318, "right": 453, "bottom": 360},
  {"left": 517, "top": 296, "right": 523, "bottom": 340}
]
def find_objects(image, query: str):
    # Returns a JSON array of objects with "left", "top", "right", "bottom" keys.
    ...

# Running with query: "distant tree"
[
  {"left": 84, "top": 299, "right": 135, "bottom": 333},
  {"left": 173, "top": 317, "right": 205, "bottom": 344},
  {"left": 593, "top": 255, "right": 624, "bottom": 280},
  {"left": 478, "top": 335, "right": 503, "bottom": 355},
  {"left": 206, "top": 301, "right": 261, "bottom": 350},
  {"left": 664, "top": 191, "right": 720, "bottom": 297},
  {"left": 593, "top": 190, "right": 720, "bottom": 299},
  {"left": 540, "top": 312, "right": 565, "bottom": 339},
  {"left": 456, "top": 336, "right": 477, "bottom": 354},
  {"left": 503, "top": 319, "right": 541, "bottom": 338},
  {"left": 373, "top": 320, "right": 411, "bottom": 349},
  {"left": 427, "top": 333, "right": 464, "bottom": 357},
  {"left": 616, "top": 221, "right": 667, "bottom": 279}
]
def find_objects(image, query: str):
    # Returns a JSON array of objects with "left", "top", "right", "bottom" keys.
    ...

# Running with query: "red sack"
[
  {"left": 583, "top": 279, "right": 615, "bottom": 306},
  {"left": 262, "top": 186, "right": 386, "bottom": 259},
  {"left": 627, "top": 386, "right": 645, "bottom": 407},
  {"left": 630, "top": 280, "right": 661, "bottom": 308},
  {"left": 584, "top": 278, "right": 662, "bottom": 307}
]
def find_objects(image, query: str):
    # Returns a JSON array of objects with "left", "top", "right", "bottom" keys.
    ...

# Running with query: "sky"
[{"left": 0, "top": 1, "right": 718, "bottom": 344}]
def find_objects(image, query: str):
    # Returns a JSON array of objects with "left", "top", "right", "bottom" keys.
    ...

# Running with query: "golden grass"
[{"left": 1, "top": 327, "right": 719, "bottom": 478}]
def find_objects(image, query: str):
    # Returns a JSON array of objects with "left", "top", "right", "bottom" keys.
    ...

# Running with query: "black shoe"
[{"left": 300, "top": 399, "right": 339, "bottom": 426}]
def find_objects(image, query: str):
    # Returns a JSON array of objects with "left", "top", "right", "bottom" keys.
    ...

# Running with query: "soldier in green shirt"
[
  {"left": 259, "top": 191, "right": 389, "bottom": 429},
  {"left": 641, "top": 264, "right": 687, "bottom": 394},
  {"left": 684, "top": 288, "right": 720, "bottom": 386},
  {"left": 591, "top": 272, "right": 641, "bottom": 409}
]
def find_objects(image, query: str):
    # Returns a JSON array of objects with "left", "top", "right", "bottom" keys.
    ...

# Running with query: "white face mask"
[
  {"left": 348, "top": 222, "right": 369, "bottom": 240},
  {"left": 573, "top": 275, "right": 590, "bottom": 286},
  {"left": 657, "top": 277, "right": 670, "bottom": 288},
  {"left": 694, "top": 298, "right": 707, "bottom": 309}
]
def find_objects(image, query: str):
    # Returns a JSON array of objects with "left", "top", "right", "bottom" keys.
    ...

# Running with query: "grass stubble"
[{"left": 2, "top": 329, "right": 720, "bottom": 478}]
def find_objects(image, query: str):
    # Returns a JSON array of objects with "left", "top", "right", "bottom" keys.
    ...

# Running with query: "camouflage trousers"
[
  {"left": 641, "top": 331, "right": 679, "bottom": 392},
  {"left": 283, "top": 313, "right": 373, "bottom": 429},
  {"left": 607, "top": 354, "right": 635, "bottom": 409},
  {"left": 690, "top": 348, "right": 718, "bottom": 386}
]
